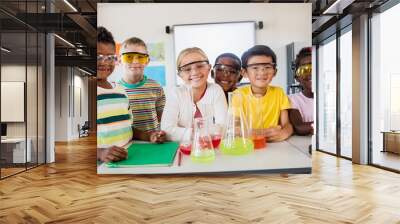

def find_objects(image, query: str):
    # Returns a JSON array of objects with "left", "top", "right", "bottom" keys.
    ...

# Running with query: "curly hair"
[
  {"left": 295, "top": 47, "right": 312, "bottom": 69},
  {"left": 214, "top": 53, "right": 241, "bottom": 71},
  {"left": 97, "top": 26, "right": 115, "bottom": 47}
]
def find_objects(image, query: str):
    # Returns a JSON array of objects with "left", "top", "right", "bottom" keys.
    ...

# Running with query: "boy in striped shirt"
[
  {"left": 117, "top": 37, "right": 166, "bottom": 142},
  {"left": 97, "top": 28, "right": 163, "bottom": 163}
]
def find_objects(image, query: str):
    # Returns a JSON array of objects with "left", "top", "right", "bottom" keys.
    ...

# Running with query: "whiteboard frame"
[{"left": 172, "top": 21, "right": 257, "bottom": 86}]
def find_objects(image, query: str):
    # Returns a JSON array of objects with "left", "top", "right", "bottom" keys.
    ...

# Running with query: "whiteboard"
[
  {"left": 174, "top": 21, "right": 256, "bottom": 84},
  {"left": 1, "top": 82, "right": 25, "bottom": 122}
]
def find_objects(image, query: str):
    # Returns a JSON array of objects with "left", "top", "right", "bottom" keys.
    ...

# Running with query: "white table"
[
  {"left": 1, "top": 138, "right": 32, "bottom": 163},
  {"left": 286, "top": 135, "right": 312, "bottom": 156},
  {"left": 98, "top": 136, "right": 312, "bottom": 175}
]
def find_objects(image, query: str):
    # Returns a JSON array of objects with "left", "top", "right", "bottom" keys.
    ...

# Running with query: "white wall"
[
  {"left": 54, "top": 67, "right": 89, "bottom": 141},
  {"left": 1, "top": 65, "right": 26, "bottom": 140},
  {"left": 1, "top": 65, "right": 26, "bottom": 81},
  {"left": 73, "top": 73, "right": 89, "bottom": 138},
  {"left": 98, "top": 3, "right": 311, "bottom": 92},
  {"left": 55, "top": 66, "right": 68, "bottom": 141},
  {"left": 1, "top": 65, "right": 33, "bottom": 137}
]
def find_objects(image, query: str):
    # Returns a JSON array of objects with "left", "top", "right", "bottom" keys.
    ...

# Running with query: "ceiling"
[{"left": 0, "top": 0, "right": 390, "bottom": 73}]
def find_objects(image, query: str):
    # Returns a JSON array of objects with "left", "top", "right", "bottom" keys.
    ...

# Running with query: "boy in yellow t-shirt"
[{"left": 234, "top": 45, "right": 293, "bottom": 142}]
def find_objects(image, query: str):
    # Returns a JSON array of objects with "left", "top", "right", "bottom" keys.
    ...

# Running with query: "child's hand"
[
  {"left": 264, "top": 125, "right": 282, "bottom": 141},
  {"left": 149, "top": 130, "right": 166, "bottom": 143},
  {"left": 99, "top": 146, "right": 127, "bottom": 162}
]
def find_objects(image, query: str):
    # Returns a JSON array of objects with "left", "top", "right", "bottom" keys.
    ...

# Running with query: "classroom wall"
[
  {"left": 98, "top": 3, "right": 312, "bottom": 93},
  {"left": 54, "top": 66, "right": 68, "bottom": 141},
  {"left": 54, "top": 67, "right": 89, "bottom": 141}
]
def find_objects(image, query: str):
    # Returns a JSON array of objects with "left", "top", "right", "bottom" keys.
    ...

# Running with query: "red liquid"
[
  {"left": 179, "top": 143, "right": 192, "bottom": 155},
  {"left": 211, "top": 134, "right": 222, "bottom": 149},
  {"left": 253, "top": 135, "right": 266, "bottom": 149}
]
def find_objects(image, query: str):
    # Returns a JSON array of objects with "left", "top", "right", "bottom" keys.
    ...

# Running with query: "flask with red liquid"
[
  {"left": 209, "top": 124, "right": 222, "bottom": 149},
  {"left": 179, "top": 142, "right": 192, "bottom": 155},
  {"left": 191, "top": 117, "right": 215, "bottom": 163}
]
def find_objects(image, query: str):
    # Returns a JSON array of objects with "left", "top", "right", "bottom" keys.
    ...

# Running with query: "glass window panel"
[
  {"left": 1, "top": 31, "right": 27, "bottom": 177},
  {"left": 27, "top": 31, "right": 38, "bottom": 169},
  {"left": 371, "top": 3, "right": 400, "bottom": 171},
  {"left": 317, "top": 37, "right": 337, "bottom": 154},
  {"left": 340, "top": 29, "right": 352, "bottom": 158},
  {"left": 1, "top": 1, "right": 46, "bottom": 179},
  {"left": 38, "top": 32, "right": 46, "bottom": 165}
]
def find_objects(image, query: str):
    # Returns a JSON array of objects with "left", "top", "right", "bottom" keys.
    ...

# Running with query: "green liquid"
[
  {"left": 190, "top": 149, "right": 215, "bottom": 163},
  {"left": 220, "top": 138, "right": 254, "bottom": 155}
]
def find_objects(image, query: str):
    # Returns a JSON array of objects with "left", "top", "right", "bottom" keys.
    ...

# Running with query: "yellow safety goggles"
[
  {"left": 295, "top": 63, "right": 312, "bottom": 77},
  {"left": 121, "top": 52, "right": 150, "bottom": 64}
]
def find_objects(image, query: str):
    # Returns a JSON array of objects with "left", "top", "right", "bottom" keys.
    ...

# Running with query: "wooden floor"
[
  {"left": 1, "top": 167, "right": 26, "bottom": 178},
  {"left": 373, "top": 151, "right": 400, "bottom": 171},
  {"left": 1, "top": 163, "right": 45, "bottom": 178},
  {"left": 1, "top": 136, "right": 400, "bottom": 223}
]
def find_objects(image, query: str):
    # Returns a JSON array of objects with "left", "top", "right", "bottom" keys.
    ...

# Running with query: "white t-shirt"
[
  {"left": 161, "top": 83, "right": 228, "bottom": 142},
  {"left": 288, "top": 92, "right": 314, "bottom": 123}
]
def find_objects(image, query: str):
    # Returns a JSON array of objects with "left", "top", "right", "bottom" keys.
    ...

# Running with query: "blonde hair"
[
  {"left": 176, "top": 47, "right": 209, "bottom": 70},
  {"left": 121, "top": 37, "right": 147, "bottom": 51}
]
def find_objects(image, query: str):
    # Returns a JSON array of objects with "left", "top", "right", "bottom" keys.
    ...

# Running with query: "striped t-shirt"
[
  {"left": 97, "top": 85, "right": 133, "bottom": 149},
  {"left": 117, "top": 76, "right": 165, "bottom": 132}
]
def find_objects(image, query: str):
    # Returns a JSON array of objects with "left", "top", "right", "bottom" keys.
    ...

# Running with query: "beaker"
[
  {"left": 179, "top": 128, "right": 192, "bottom": 155},
  {"left": 209, "top": 123, "right": 223, "bottom": 149},
  {"left": 190, "top": 117, "right": 215, "bottom": 163},
  {"left": 220, "top": 92, "right": 254, "bottom": 155},
  {"left": 247, "top": 95, "right": 266, "bottom": 149}
]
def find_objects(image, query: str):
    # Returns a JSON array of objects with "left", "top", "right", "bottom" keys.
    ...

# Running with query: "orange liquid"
[
  {"left": 199, "top": 137, "right": 213, "bottom": 149},
  {"left": 252, "top": 135, "right": 266, "bottom": 149}
]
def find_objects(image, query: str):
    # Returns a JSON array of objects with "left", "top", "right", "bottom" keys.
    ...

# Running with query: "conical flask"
[
  {"left": 178, "top": 84, "right": 194, "bottom": 155},
  {"left": 190, "top": 117, "right": 215, "bottom": 163},
  {"left": 220, "top": 92, "right": 254, "bottom": 155}
]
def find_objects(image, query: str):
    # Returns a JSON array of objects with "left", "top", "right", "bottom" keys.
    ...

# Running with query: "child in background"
[
  {"left": 288, "top": 47, "right": 313, "bottom": 135},
  {"left": 212, "top": 53, "right": 242, "bottom": 103},
  {"left": 117, "top": 37, "right": 166, "bottom": 142},
  {"left": 97, "top": 27, "right": 130, "bottom": 162},
  {"left": 234, "top": 45, "right": 293, "bottom": 142}
]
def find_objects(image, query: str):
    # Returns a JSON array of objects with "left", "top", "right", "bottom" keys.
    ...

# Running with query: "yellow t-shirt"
[{"left": 232, "top": 85, "right": 291, "bottom": 129}]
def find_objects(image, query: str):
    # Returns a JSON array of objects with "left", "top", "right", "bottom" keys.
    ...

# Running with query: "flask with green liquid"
[{"left": 220, "top": 92, "right": 254, "bottom": 155}]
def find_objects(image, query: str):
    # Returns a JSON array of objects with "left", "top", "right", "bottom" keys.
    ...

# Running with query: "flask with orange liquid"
[{"left": 247, "top": 96, "right": 267, "bottom": 150}]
